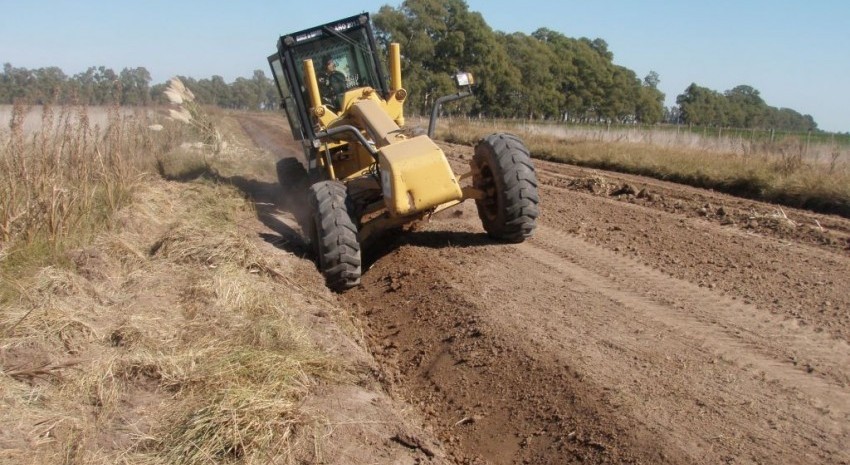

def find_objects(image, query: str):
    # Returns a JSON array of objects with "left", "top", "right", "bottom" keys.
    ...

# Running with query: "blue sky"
[{"left": 1, "top": 1, "right": 848, "bottom": 132}]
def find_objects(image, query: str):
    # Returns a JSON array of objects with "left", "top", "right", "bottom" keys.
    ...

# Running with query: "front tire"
[
  {"left": 307, "top": 181, "right": 361, "bottom": 291},
  {"left": 473, "top": 133, "right": 539, "bottom": 242}
]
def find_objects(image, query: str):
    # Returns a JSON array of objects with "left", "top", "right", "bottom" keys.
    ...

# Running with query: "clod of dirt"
[
  {"left": 109, "top": 326, "right": 143, "bottom": 348},
  {"left": 568, "top": 175, "right": 612, "bottom": 195},
  {"left": 764, "top": 216, "right": 797, "bottom": 232},
  {"left": 612, "top": 183, "right": 639, "bottom": 197}
]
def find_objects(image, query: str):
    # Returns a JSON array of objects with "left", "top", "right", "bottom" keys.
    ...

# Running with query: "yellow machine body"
[
  {"left": 377, "top": 136, "right": 463, "bottom": 217},
  {"left": 298, "top": 41, "right": 472, "bottom": 232},
  {"left": 303, "top": 46, "right": 463, "bottom": 219},
  {"left": 268, "top": 15, "right": 536, "bottom": 291}
]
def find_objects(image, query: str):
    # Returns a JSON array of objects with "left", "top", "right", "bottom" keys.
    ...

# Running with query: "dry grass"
[
  {"left": 0, "top": 101, "right": 183, "bottom": 270},
  {"left": 1, "top": 106, "right": 346, "bottom": 464},
  {"left": 1, "top": 178, "right": 343, "bottom": 464},
  {"left": 437, "top": 118, "right": 850, "bottom": 217},
  {"left": 162, "top": 78, "right": 224, "bottom": 156}
]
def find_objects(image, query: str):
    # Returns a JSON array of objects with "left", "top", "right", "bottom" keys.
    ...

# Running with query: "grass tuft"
[
  {"left": 164, "top": 77, "right": 223, "bottom": 155},
  {"left": 146, "top": 321, "right": 338, "bottom": 465}
]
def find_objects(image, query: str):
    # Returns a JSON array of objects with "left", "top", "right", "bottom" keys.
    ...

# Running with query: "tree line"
[
  {"left": 1, "top": 0, "right": 819, "bottom": 132},
  {"left": 373, "top": 0, "right": 817, "bottom": 131},
  {"left": 374, "top": 0, "right": 665, "bottom": 124},
  {"left": 675, "top": 83, "right": 815, "bottom": 131},
  {"left": 0, "top": 63, "right": 278, "bottom": 110},
  {"left": 1, "top": 64, "right": 155, "bottom": 106}
]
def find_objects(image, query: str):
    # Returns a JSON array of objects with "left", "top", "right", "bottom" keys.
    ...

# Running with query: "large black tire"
[
  {"left": 307, "top": 181, "right": 361, "bottom": 291},
  {"left": 472, "top": 133, "right": 539, "bottom": 242},
  {"left": 276, "top": 157, "right": 308, "bottom": 191}
]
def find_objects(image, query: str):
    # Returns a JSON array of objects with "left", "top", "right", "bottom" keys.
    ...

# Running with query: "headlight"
[{"left": 454, "top": 72, "right": 475, "bottom": 87}]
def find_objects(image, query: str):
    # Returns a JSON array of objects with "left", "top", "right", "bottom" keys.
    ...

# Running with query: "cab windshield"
[{"left": 290, "top": 26, "right": 384, "bottom": 109}]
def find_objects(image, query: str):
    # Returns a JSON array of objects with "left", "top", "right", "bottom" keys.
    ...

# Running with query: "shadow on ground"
[
  {"left": 362, "top": 227, "right": 496, "bottom": 271},
  {"left": 161, "top": 156, "right": 498, "bottom": 281},
  {"left": 158, "top": 159, "right": 310, "bottom": 256}
]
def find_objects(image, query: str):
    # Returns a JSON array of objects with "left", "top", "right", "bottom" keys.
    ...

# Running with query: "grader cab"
[{"left": 267, "top": 14, "right": 539, "bottom": 291}]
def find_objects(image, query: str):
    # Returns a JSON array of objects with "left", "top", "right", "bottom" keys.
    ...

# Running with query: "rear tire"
[
  {"left": 473, "top": 133, "right": 539, "bottom": 242},
  {"left": 307, "top": 181, "right": 361, "bottom": 291},
  {"left": 276, "top": 157, "right": 308, "bottom": 191}
]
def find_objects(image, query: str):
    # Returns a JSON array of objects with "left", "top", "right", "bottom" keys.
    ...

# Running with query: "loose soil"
[{"left": 239, "top": 112, "right": 850, "bottom": 464}]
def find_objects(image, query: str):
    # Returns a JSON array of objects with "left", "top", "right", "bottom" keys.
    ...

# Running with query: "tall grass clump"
[
  {"left": 164, "top": 77, "right": 223, "bottom": 154},
  {"left": 0, "top": 100, "right": 182, "bottom": 265},
  {"left": 438, "top": 118, "right": 850, "bottom": 217},
  {"left": 152, "top": 329, "right": 338, "bottom": 465},
  {"left": 152, "top": 77, "right": 228, "bottom": 181}
]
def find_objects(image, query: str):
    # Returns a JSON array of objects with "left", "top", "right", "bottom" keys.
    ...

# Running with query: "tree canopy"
[
  {"left": 0, "top": 63, "right": 278, "bottom": 110},
  {"left": 373, "top": 1, "right": 665, "bottom": 123},
  {"left": 675, "top": 83, "right": 816, "bottom": 130}
]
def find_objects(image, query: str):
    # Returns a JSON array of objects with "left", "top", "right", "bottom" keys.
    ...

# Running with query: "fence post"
[{"left": 806, "top": 129, "right": 811, "bottom": 159}]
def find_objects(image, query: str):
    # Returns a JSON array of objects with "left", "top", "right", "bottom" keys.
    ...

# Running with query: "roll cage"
[{"left": 267, "top": 13, "right": 389, "bottom": 147}]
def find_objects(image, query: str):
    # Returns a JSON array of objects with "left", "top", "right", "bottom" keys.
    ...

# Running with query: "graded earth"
[{"left": 239, "top": 111, "right": 850, "bottom": 465}]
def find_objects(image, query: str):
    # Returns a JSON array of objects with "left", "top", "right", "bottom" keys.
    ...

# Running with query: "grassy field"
[
  {"left": 434, "top": 118, "right": 850, "bottom": 218},
  {"left": 0, "top": 100, "right": 344, "bottom": 464}
]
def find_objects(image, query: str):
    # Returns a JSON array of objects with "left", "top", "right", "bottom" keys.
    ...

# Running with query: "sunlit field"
[{"left": 434, "top": 117, "right": 850, "bottom": 217}]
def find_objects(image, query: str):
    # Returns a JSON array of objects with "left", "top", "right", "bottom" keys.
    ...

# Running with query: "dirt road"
[{"left": 238, "top": 112, "right": 850, "bottom": 464}]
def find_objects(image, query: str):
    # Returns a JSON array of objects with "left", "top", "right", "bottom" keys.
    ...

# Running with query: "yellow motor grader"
[{"left": 267, "top": 14, "right": 539, "bottom": 291}]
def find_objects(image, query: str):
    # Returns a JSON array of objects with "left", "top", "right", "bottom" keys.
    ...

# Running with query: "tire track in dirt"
[
  {"left": 527, "top": 162, "right": 850, "bottom": 344},
  {"left": 234, "top": 115, "right": 850, "bottom": 463},
  {"left": 349, "top": 238, "right": 685, "bottom": 465},
  {"left": 350, "top": 209, "right": 850, "bottom": 463},
  {"left": 529, "top": 224, "right": 850, "bottom": 391},
  {"left": 515, "top": 226, "right": 850, "bottom": 461}
]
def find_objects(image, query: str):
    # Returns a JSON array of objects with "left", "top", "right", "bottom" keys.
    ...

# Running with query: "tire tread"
[
  {"left": 307, "top": 181, "right": 361, "bottom": 291},
  {"left": 473, "top": 133, "right": 540, "bottom": 242}
]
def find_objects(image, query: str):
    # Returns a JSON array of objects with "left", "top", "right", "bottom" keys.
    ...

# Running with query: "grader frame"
[{"left": 268, "top": 14, "right": 539, "bottom": 291}]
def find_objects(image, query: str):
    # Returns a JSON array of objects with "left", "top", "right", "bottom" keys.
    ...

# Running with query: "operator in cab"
[{"left": 318, "top": 55, "right": 346, "bottom": 109}]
